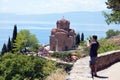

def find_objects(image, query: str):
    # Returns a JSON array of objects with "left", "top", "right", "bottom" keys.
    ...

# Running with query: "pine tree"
[
  {"left": 75, "top": 33, "right": 80, "bottom": 46},
  {"left": 81, "top": 33, "right": 84, "bottom": 41},
  {"left": 1, "top": 43, "right": 7, "bottom": 55},
  {"left": 7, "top": 37, "right": 12, "bottom": 52}
]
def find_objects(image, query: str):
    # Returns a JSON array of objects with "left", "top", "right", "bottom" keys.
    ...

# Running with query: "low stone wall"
[
  {"left": 66, "top": 50, "right": 120, "bottom": 80},
  {"left": 96, "top": 50, "right": 120, "bottom": 71}
]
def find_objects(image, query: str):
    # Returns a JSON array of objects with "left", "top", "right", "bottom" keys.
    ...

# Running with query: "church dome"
[
  {"left": 57, "top": 18, "right": 70, "bottom": 24},
  {"left": 56, "top": 18, "right": 70, "bottom": 30}
]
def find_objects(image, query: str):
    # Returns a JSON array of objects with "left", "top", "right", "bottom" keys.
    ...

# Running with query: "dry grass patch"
[{"left": 45, "top": 68, "right": 67, "bottom": 80}]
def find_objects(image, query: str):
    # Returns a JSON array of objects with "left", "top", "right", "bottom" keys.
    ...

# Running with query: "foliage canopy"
[
  {"left": 75, "top": 33, "right": 80, "bottom": 46},
  {"left": 0, "top": 53, "right": 56, "bottom": 80},
  {"left": 104, "top": 0, "right": 120, "bottom": 24},
  {"left": 13, "top": 30, "right": 39, "bottom": 52},
  {"left": 106, "top": 29, "right": 120, "bottom": 38}
]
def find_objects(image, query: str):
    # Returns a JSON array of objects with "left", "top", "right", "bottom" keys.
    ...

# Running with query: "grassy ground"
[{"left": 45, "top": 68, "right": 67, "bottom": 80}]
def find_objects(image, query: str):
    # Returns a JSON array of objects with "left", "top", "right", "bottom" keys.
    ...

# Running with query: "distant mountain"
[{"left": 0, "top": 11, "right": 108, "bottom": 24}]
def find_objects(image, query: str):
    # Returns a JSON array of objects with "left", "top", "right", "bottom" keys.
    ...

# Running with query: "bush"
[
  {"left": 98, "top": 43, "right": 120, "bottom": 54},
  {"left": 106, "top": 29, "right": 120, "bottom": 38},
  {"left": 98, "top": 38, "right": 120, "bottom": 53},
  {"left": 0, "top": 53, "right": 56, "bottom": 80},
  {"left": 51, "top": 51, "right": 83, "bottom": 62},
  {"left": 51, "top": 52, "right": 72, "bottom": 61}
]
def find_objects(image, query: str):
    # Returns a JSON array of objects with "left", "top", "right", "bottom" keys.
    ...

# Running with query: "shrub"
[
  {"left": 98, "top": 38, "right": 120, "bottom": 53},
  {"left": 51, "top": 51, "right": 84, "bottom": 62},
  {"left": 51, "top": 52, "right": 72, "bottom": 61},
  {"left": 56, "top": 63, "right": 73, "bottom": 72},
  {"left": 106, "top": 29, "right": 120, "bottom": 38},
  {"left": 0, "top": 53, "right": 56, "bottom": 80},
  {"left": 98, "top": 43, "right": 120, "bottom": 54}
]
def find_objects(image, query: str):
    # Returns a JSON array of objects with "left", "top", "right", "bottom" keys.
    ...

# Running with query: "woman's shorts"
[{"left": 90, "top": 57, "right": 97, "bottom": 65}]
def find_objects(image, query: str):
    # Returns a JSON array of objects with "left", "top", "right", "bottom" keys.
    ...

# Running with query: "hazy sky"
[{"left": 0, "top": 0, "right": 108, "bottom": 14}]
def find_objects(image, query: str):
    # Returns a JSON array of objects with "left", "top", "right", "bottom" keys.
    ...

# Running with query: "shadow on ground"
[
  {"left": 95, "top": 75, "right": 108, "bottom": 79},
  {"left": 92, "top": 75, "right": 108, "bottom": 80}
]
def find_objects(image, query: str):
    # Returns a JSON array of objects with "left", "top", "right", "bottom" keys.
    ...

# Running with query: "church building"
[{"left": 50, "top": 18, "right": 76, "bottom": 51}]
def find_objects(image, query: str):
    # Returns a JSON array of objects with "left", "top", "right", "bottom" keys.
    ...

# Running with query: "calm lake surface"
[{"left": 0, "top": 21, "right": 120, "bottom": 51}]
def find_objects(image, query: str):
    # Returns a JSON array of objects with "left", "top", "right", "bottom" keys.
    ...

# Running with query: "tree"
[
  {"left": 75, "top": 33, "right": 80, "bottom": 46},
  {"left": 12, "top": 25, "right": 17, "bottom": 42},
  {"left": 104, "top": 0, "right": 120, "bottom": 24},
  {"left": 106, "top": 29, "right": 120, "bottom": 38},
  {"left": 7, "top": 37, "right": 12, "bottom": 52},
  {"left": 81, "top": 33, "right": 84, "bottom": 41},
  {"left": 13, "top": 33, "right": 26, "bottom": 52},
  {"left": 11, "top": 25, "right": 17, "bottom": 53},
  {"left": 1, "top": 43, "right": 7, "bottom": 55},
  {"left": 13, "top": 30, "right": 39, "bottom": 52}
]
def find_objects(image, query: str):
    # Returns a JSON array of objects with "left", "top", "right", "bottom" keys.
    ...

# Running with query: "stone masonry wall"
[
  {"left": 66, "top": 50, "right": 120, "bottom": 80},
  {"left": 96, "top": 50, "right": 120, "bottom": 71}
]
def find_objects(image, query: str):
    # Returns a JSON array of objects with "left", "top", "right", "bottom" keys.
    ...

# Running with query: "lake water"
[{"left": 0, "top": 21, "right": 120, "bottom": 51}]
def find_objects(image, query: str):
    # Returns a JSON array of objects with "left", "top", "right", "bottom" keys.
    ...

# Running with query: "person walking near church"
[{"left": 87, "top": 35, "right": 99, "bottom": 78}]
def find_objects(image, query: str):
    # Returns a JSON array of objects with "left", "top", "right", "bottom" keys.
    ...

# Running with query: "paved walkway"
[
  {"left": 66, "top": 56, "right": 92, "bottom": 80},
  {"left": 66, "top": 56, "right": 120, "bottom": 80},
  {"left": 94, "top": 62, "right": 120, "bottom": 80}
]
